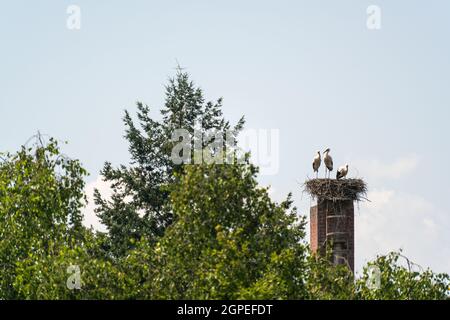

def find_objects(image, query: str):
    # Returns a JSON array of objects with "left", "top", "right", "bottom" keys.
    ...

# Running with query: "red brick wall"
[{"left": 310, "top": 199, "right": 354, "bottom": 272}]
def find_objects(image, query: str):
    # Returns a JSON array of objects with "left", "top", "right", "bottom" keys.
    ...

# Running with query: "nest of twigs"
[{"left": 304, "top": 178, "right": 368, "bottom": 202}]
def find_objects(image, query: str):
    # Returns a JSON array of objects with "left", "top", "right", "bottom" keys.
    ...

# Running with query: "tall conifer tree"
[{"left": 94, "top": 70, "right": 244, "bottom": 255}]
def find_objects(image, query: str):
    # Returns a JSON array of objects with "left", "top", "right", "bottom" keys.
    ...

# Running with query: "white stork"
[
  {"left": 323, "top": 148, "right": 333, "bottom": 179},
  {"left": 312, "top": 151, "right": 321, "bottom": 178},
  {"left": 336, "top": 164, "right": 349, "bottom": 180}
]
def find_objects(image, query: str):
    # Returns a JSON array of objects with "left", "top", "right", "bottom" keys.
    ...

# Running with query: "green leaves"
[
  {"left": 0, "top": 137, "right": 87, "bottom": 299},
  {"left": 13, "top": 234, "right": 133, "bottom": 299},
  {"left": 356, "top": 252, "right": 450, "bottom": 300},
  {"left": 1, "top": 73, "right": 448, "bottom": 300},
  {"left": 95, "top": 70, "right": 244, "bottom": 257}
]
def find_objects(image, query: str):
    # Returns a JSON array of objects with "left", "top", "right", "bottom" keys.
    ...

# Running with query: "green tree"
[
  {"left": 0, "top": 137, "right": 87, "bottom": 299},
  {"left": 356, "top": 252, "right": 449, "bottom": 300},
  {"left": 141, "top": 158, "right": 309, "bottom": 299},
  {"left": 94, "top": 70, "right": 244, "bottom": 256},
  {"left": 116, "top": 158, "right": 449, "bottom": 300},
  {"left": 1, "top": 72, "right": 449, "bottom": 300},
  {"left": 303, "top": 250, "right": 356, "bottom": 300},
  {"left": 13, "top": 230, "right": 133, "bottom": 299}
]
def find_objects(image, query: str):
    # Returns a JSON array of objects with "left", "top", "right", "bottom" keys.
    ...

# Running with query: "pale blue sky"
[{"left": 1, "top": 1, "right": 450, "bottom": 274}]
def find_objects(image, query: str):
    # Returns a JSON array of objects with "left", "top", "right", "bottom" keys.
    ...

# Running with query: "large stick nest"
[{"left": 304, "top": 178, "right": 368, "bottom": 202}]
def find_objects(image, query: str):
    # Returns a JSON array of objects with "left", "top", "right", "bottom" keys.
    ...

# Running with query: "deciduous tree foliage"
[
  {"left": 143, "top": 159, "right": 308, "bottom": 299},
  {"left": 94, "top": 71, "right": 244, "bottom": 256},
  {"left": 356, "top": 252, "right": 449, "bottom": 300}
]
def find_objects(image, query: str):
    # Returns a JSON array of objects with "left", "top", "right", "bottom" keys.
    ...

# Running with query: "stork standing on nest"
[
  {"left": 336, "top": 164, "right": 349, "bottom": 180},
  {"left": 323, "top": 148, "right": 333, "bottom": 179},
  {"left": 312, "top": 151, "right": 321, "bottom": 178}
]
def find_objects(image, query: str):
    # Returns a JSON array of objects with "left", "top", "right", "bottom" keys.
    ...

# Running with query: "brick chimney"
[{"left": 310, "top": 198, "right": 355, "bottom": 273}]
